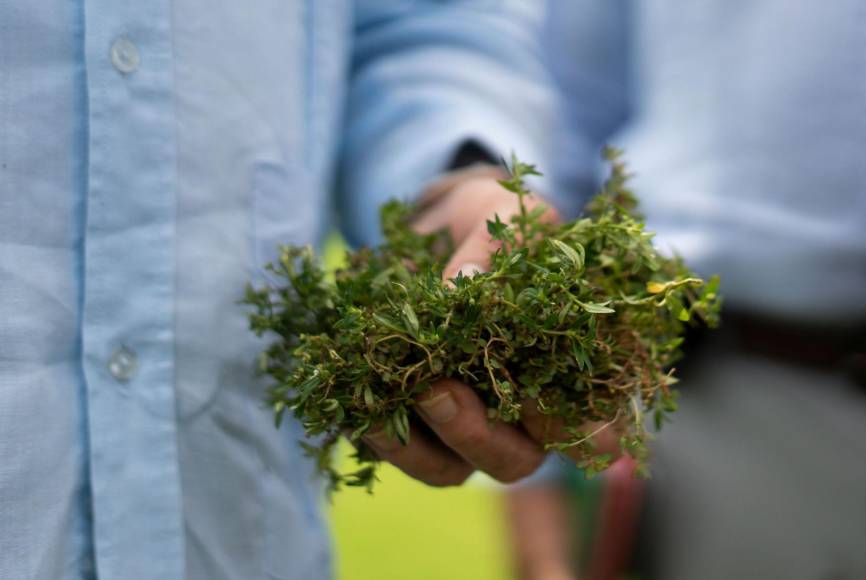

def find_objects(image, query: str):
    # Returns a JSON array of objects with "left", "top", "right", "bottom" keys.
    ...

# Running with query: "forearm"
[{"left": 506, "top": 485, "right": 577, "bottom": 580}]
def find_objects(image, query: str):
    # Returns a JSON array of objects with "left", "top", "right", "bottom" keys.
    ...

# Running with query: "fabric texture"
[
  {"left": 544, "top": 0, "right": 866, "bottom": 323},
  {"left": 0, "top": 1, "right": 556, "bottom": 579}
]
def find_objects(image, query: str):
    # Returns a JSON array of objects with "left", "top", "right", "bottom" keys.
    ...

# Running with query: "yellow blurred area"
[
  {"left": 329, "top": 444, "right": 513, "bottom": 580},
  {"left": 321, "top": 234, "right": 515, "bottom": 580}
]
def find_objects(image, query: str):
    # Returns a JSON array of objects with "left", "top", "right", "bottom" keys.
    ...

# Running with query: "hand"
[
  {"left": 362, "top": 166, "right": 621, "bottom": 486},
  {"left": 412, "top": 164, "right": 557, "bottom": 280}
]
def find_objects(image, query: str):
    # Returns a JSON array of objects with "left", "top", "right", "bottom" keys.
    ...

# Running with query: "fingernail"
[
  {"left": 457, "top": 263, "right": 485, "bottom": 277},
  {"left": 363, "top": 430, "right": 401, "bottom": 452},
  {"left": 418, "top": 392, "right": 459, "bottom": 424}
]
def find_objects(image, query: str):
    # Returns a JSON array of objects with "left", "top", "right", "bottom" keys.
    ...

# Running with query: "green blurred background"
[{"left": 329, "top": 448, "right": 512, "bottom": 580}]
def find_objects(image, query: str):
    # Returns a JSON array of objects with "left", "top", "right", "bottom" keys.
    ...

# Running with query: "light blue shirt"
[
  {"left": 545, "top": 0, "right": 866, "bottom": 323},
  {"left": 0, "top": 2, "right": 555, "bottom": 579}
]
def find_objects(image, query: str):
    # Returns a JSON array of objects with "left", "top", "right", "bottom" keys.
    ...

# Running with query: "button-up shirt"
[
  {"left": 0, "top": 2, "right": 555, "bottom": 579},
  {"left": 545, "top": 0, "right": 866, "bottom": 323}
]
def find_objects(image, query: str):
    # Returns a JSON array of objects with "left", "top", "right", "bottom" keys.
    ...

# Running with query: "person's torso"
[
  {"left": 625, "top": 0, "right": 866, "bottom": 321},
  {"left": 550, "top": 0, "right": 866, "bottom": 322},
  {"left": 0, "top": 2, "right": 350, "bottom": 578}
]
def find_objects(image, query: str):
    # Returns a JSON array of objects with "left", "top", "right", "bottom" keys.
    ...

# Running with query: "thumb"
[{"left": 442, "top": 220, "right": 501, "bottom": 282}]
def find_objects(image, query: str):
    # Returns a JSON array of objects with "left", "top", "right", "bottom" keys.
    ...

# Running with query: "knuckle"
[
  {"left": 524, "top": 416, "right": 560, "bottom": 446},
  {"left": 521, "top": 421, "right": 547, "bottom": 445},
  {"left": 457, "top": 175, "right": 501, "bottom": 195},
  {"left": 450, "top": 424, "right": 490, "bottom": 449},
  {"left": 404, "top": 451, "right": 474, "bottom": 488},
  {"left": 364, "top": 432, "right": 402, "bottom": 454},
  {"left": 381, "top": 441, "right": 425, "bottom": 468},
  {"left": 425, "top": 465, "right": 474, "bottom": 488}
]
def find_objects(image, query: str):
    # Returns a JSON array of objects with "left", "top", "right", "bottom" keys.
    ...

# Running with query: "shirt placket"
[{"left": 81, "top": 1, "right": 184, "bottom": 578}]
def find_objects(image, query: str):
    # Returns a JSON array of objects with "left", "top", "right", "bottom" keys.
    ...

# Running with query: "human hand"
[{"left": 362, "top": 166, "right": 622, "bottom": 486}]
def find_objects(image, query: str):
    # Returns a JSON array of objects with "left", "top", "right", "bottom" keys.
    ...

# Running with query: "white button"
[
  {"left": 108, "top": 346, "right": 138, "bottom": 381},
  {"left": 110, "top": 37, "right": 140, "bottom": 74}
]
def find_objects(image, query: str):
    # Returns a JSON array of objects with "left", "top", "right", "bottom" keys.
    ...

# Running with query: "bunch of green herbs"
[{"left": 244, "top": 148, "right": 721, "bottom": 491}]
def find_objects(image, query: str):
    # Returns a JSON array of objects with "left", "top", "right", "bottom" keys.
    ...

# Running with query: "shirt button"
[
  {"left": 108, "top": 346, "right": 138, "bottom": 382},
  {"left": 110, "top": 37, "right": 140, "bottom": 74}
]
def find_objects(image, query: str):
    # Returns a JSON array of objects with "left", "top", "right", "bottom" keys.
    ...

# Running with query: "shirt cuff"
[{"left": 338, "top": 110, "right": 565, "bottom": 248}]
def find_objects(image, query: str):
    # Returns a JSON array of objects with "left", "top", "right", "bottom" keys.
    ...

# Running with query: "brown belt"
[{"left": 725, "top": 311, "right": 866, "bottom": 387}]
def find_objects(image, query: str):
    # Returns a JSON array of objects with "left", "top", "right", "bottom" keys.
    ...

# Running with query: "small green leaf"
[
  {"left": 323, "top": 399, "right": 340, "bottom": 412},
  {"left": 273, "top": 401, "right": 286, "bottom": 428},
  {"left": 373, "top": 312, "right": 405, "bottom": 334},
  {"left": 393, "top": 407, "right": 410, "bottom": 444},
  {"left": 503, "top": 282, "right": 515, "bottom": 303},
  {"left": 486, "top": 214, "right": 507, "bottom": 239},
  {"left": 350, "top": 420, "right": 371, "bottom": 441},
  {"left": 577, "top": 300, "right": 616, "bottom": 314},
  {"left": 497, "top": 179, "right": 521, "bottom": 193},
  {"left": 401, "top": 302, "right": 420, "bottom": 337},
  {"left": 550, "top": 239, "right": 583, "bottom": 269},
  {"left": 363, "top": 386, "right": 375, "bottom": 409}
]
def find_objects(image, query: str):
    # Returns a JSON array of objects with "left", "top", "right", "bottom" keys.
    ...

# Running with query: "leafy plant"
[{"left": 244, "top": 148, "right": 721, "bottom": 491}]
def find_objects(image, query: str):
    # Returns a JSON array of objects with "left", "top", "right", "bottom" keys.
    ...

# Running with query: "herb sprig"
[{"left": 244, "top": 148, "right": 721, "bottom": 491}]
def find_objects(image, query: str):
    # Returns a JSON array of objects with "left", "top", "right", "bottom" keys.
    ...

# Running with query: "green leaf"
[
  {"left": 401, "top": 302, "right": 420, "bottom": 337},
  {"left": 572, "top": 343, "right": 593, "bottom": 373},
  {"left": 577, "top": 300, "right": 616, "bottom": 314},
  {"left": 273, "top": 400, "right": 286, "bottom": 428},
  {"left": 503, "top": 282, "right": 515, "bottom": 303},
  {"left": 372, "top": 312, "right": 405, "bottom": 334},
  {"left": 486, "top": 214, "right": 507, "bottom": 240},
  {"left": 350, "top": 420, "right": 371, "bottom": 441},
  {"left": 550, "top": 239, "right": 583, "bottom": 270},
  {"left": 497, "top": 179, "right": 521, "bottom": 193},
  {"left": 363, "top": 386, "right": 375, "bottom": 409},
  {"left": 393, "top": 407, "right": 410, "bottom": 444}
]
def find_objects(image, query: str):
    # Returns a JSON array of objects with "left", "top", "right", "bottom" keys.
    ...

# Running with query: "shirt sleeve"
[
  {"left": 338, "top": 0, "right": 562, "bottom": 247},
  {"left": 541, "top": 0, "right": 633, "bottom": 221},
  {"left": 510, "top": 453, "right": 572, "bottom": 488}
]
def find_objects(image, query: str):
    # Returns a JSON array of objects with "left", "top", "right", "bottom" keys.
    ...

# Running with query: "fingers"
[
  {"left": 363, "top": 424, "right": 474, "bottom": 487},
  {"left": 362, "top": 385, "right": 622, "bottom": 486},
  {"left": 440, "top": 192, "right": 559, "bottom": 280},
  {"left": 416, "top": 165, "right": 507, "bottom": 212},
  {"left": 520, "top": 399, "right": 623, "bottom": 463},
  {"left": 415, "top": 379, "right": 546, "bottom": 483},
  {"left": 413, "top": 171, "right": 562, "bottom": 284},
  {"left": 412, "top": 177, "right": 510, "bottom": 244},
  {"left": 442, "top": 220, "right": 500, "bottom": 280}
]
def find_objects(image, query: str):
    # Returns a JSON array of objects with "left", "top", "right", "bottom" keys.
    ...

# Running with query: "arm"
[
  {"left": 507, "top": 484, "right": 578, "bottom": 580},
  {"left": 339, "top": 0, "right": 562, "bottom": 248},
  {"left": 338, "top": 1, "right": 628, "bottom": 488},
  {"left": 541, "top": 0, "right": 632, "bottom": 205}
]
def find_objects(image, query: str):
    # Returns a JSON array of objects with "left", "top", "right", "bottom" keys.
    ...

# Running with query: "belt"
[{"left": 725, "top": 311, "right": 866, "bottom": 388}]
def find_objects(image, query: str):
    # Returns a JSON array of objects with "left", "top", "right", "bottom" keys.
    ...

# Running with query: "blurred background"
[{"left": 329, "top": 447, "right": 512, "bottom": 580}]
